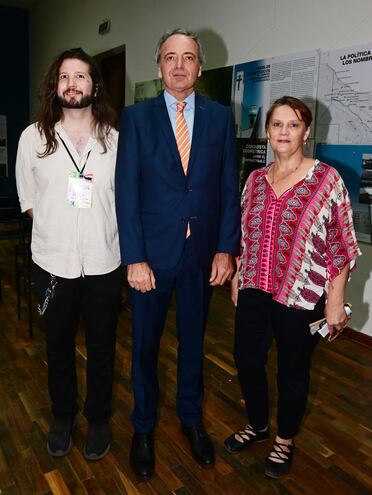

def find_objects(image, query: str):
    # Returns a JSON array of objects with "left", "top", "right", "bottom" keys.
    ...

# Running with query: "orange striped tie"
[
  {"left": 176, "top": 101, "right": 191, "bottom": 237},
  {"left": 176, "top": 101, "right": 191, "bottom": 175}
]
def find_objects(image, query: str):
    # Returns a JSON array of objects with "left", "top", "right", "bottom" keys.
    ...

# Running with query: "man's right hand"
[{"left": 127, "top": 262, "right": 156, "bottom": 292}]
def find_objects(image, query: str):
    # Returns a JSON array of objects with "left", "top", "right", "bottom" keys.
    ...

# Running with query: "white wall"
[
  {"left": 346, "top": 244, "right": 371, "bottom": 336},
  {"left": 29, "top": 0, "right": 372, "bottom": 334},
  {"left": 29, "top": 0, "right": 372, "bottom": 111}
]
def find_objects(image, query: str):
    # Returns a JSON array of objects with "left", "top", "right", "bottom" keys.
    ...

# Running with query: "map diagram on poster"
[{"left": 316, "top": 43, "right": 372, "bottom": 144}]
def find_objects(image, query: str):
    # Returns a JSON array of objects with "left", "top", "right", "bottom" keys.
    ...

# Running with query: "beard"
[{"left": 57, "top": 92, "right": 94, "bottom": 109}]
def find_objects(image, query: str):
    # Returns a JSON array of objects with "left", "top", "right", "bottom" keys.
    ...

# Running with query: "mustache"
[{"left": 63, "top": 90, "right": 83, "bottom": 96}]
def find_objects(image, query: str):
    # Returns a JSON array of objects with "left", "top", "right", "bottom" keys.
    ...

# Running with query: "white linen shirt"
[{"left": 16, "top": 122, "right": 121, "bottom": 278}]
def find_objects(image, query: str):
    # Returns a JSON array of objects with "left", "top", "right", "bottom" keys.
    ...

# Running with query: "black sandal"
[
  {"left": 264, "top": 439, "right": 294, "bottom": 478},
  {"left": 224, "top": 424, "right": 269, "bottom": 453}
]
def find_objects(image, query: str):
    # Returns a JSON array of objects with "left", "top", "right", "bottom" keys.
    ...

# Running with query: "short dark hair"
[
  {"left": 155, "top": 28, "right": 205, "bottom": 65},
  {"left": 265, "top": 96, "right": 312, "bottom": 130},
  {"left": 34, "top": 47, "right": 117, "bottom": 157}
]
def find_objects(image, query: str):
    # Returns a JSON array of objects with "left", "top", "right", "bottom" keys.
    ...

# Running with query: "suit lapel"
[
  {"left": 153, "top": 93, "right": 182, "bottom": 168},
  {"left": 152, "top": 92, "right": 207, "bottom": 177},
  {"left": 188, "top": 93, "right": 206, "bottom": 175}
]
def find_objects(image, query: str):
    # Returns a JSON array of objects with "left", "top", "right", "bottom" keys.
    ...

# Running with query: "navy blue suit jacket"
[{"left": 115, "top": 92, "right": 240, "bottom": 271}]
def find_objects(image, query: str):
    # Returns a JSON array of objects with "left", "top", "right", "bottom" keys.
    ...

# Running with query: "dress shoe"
[
  {"left": 83, "top": 422, "right": 111, "bottom": 461},
  {"left": 47, "top": 417, "right": 75, "bottom": 457},
  {"left": 182, "top": 424, "right": 215, "bottom": 468},
  {"left": 130, "top": 432, "right": 155, "bottom": 479},
  {"left": 264, "top": 440, "right": 295, "bottom": 479},
  {"left": 224, "top": 424, "right": 269, "bottom": 453}
]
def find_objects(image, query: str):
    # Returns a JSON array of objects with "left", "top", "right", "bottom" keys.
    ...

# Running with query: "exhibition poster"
[
  {"left": 316, "top": 42, "right": 372, "bottom": 243},
  {"left": 231, "top": 50, "right": 319, "bottom": 188}
]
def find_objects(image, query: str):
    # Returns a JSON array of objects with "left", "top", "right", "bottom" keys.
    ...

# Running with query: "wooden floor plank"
[{"left": 45, "top": 470, "right": 73, "bottom": 495}]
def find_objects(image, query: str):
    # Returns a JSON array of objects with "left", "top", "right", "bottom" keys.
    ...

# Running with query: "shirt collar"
[
  {"left": 264, "top": 159, "right": 319, "bottom": 184},
  {"left": 164, "top": 90, "right": 195, "bottom": 111},
  {"left": 55, "top": 120, "right": 98, "bottom": 140},
  {"left": 54, "top": 121, "right": 98, "bottom": 157}
]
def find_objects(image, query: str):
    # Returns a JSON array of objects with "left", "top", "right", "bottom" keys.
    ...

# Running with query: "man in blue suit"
[{"left": 115, "top": 28, "right": 240, "bottom": 478}]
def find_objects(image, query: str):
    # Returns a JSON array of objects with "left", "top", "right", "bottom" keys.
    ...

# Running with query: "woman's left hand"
[
  {"left": 325, "top": 264, "right": 351, "bottom": 339},
  {"left": 324, "top": 302, "right": 350, "bottom": 338}
]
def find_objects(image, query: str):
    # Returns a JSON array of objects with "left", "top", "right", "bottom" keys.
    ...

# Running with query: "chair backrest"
[
  {"left": 0, "top": 197, "right": 20, "bottom": 209},
  {"left": 0, "top": 205, "right": 22, "bottom": 223},
  {"left": 0, "top": 203, "right": 24, "bottom": 240}
]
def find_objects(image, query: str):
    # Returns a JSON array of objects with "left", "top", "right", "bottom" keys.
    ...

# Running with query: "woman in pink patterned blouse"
[{"left": 224, "top": 96, "right": 361, "bottom": 478}]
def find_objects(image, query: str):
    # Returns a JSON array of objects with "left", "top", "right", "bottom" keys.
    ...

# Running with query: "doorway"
[{"left": 95, "top": 45, "right": 126, "bottom": 124}]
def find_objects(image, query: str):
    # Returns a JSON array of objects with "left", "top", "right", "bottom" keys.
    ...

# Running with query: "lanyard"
[{"left": 56, "top": 131, "right": 92, "bottom": 178}]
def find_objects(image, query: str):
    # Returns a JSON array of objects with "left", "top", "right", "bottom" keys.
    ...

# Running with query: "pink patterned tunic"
[{"left": 239, "top": 160, "right": 361, "bottom": 310}]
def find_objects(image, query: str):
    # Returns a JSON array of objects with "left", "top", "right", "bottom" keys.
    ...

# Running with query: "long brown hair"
[{"left": 33, "top": 48, "right": 117, "bottom": 157}]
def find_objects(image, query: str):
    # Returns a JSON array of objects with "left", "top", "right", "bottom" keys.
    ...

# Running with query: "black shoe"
[
  {"left": 224, "top": 424, "right": 269, "bottom": 453},
  {"left": 264, "top": 439, "right": 295, "bottom": 479},
  {"left": 182, "top": 424, "right": 215, "bottom": 469},
  {"left": 83, "top": 422, "right": 111, "bottom": 461},
  {"left": 47, "top": 417, "right": 74, "bottom": 457},
  {"left": 130, "top": 432, "right": 155, "bottom": 479}
]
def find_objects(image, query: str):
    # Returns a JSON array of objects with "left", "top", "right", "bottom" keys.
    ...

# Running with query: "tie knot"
[{"left": 177, "top": 101, "right": 187, "bottom": 113}]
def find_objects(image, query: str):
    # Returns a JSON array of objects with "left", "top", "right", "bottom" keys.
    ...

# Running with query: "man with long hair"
[{"left": 16, "top": 48, "right": 121, "bottom": 460}]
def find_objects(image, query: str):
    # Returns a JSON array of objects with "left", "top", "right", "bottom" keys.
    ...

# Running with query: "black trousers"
[
  {"left": 33, "top": 263, "right": 122, "bottom": 423},
  {"left": 234, "top": 288, "right": 325, "bottom": 439}
]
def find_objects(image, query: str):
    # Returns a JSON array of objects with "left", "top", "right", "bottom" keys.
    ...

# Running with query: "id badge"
[{"left": 67, "top": 172, "right": 93, "bottom": 208}]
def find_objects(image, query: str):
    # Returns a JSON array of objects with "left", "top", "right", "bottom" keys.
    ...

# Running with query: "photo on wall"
[
  {"left": 134, "top": 79, "right": 163, "bottom": 103},
  {"left": 196, "top": 66, "right": 233, "bottom": 106},
  {"left": 316, "top": 144, "right": 372, "bottom": 244},
  {"left": 134, "top": 66, "right": 233, "bottom": 106}
]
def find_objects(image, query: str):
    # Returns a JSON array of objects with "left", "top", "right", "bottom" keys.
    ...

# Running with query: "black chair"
[
  {"left": 15, "top": 220, "right": 33, "bottom": 337},
  {"left": 0, "top": 197, "right": 34, "bottom": 337},
  {"left": 0, "top": 200, "right": 24, "bottom": 301},
  {"left": 0, "top": 196, "right": 20, "bottom": 208}
]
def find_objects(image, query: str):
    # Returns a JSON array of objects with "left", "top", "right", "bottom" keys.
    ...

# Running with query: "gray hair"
[{"left": 155, "top": 28, "right": 206, "bottom": 65}]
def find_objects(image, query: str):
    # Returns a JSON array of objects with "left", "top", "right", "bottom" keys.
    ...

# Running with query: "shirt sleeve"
[
  {"left": 15, "top": 127, "right": 37, "bottom": 213},
  {"left": 325, "top": 171, "right": 362, "bottom": 281}
]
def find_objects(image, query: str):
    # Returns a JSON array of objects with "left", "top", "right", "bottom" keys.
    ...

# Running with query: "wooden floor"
[{"left": 0, "top": 239, "right": 372, "bottom": 495}]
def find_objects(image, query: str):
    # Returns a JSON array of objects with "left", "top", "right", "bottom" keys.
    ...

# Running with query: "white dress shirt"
[{"left": 16, "top": 122, "right": 121, "bottom": 278}]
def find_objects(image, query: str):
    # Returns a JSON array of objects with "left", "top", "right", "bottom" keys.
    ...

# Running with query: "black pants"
[
  {"left": 234, "top": 288, "right": 325, "bottom": 439},
  {"left": 33, "top": 263, "right": 122, "bottom": 423}
]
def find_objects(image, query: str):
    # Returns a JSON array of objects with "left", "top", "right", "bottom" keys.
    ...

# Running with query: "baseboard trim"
[{"left": 344, "top": 327, "right": 372, "bottom": 349}]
